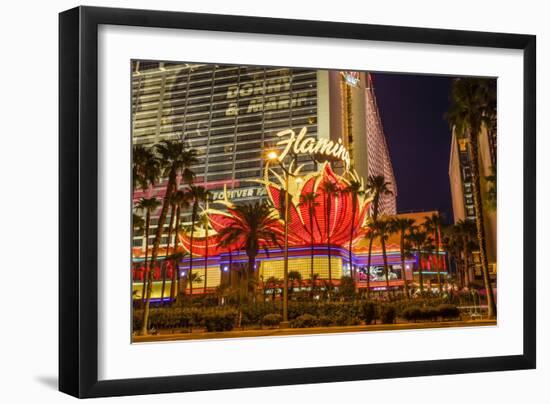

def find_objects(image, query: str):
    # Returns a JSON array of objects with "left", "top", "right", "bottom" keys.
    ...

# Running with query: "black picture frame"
[{"left": 59, "top": 5, "right": 536, "bottom": 398}]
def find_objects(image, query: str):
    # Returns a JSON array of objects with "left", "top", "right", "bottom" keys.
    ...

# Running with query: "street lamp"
[{"left": 266, "top": 150, "right": 301, "bottom": 326}]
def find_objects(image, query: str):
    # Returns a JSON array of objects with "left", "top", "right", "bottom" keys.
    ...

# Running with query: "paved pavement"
[{"left": 133, "top": 319, "right": 497, "bottom": 343}]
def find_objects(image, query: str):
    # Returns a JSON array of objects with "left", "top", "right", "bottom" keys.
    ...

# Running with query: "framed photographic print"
[{"left": 59, "top": 6, "right": 536, "bottom": 398}]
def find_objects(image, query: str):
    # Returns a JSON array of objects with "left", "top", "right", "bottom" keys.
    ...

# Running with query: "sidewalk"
[{"left": 133, "top": 319, "right": 497, "bottom": 343}]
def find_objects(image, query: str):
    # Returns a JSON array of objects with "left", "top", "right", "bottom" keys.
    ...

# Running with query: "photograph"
[{"left": 130, "top": 60, "right": 497, "bottom": 342}]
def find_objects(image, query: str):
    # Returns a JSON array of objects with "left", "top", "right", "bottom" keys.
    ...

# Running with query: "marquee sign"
[{"left": 275, "top": 127, "right": 351, "bottom": 170}]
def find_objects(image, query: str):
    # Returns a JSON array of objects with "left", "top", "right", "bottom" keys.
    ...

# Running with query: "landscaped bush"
[
  {"left": 420, "top": 307, "right": 440, "bottom": 321},
  {"left": 379, "top": 304, "right": 397, "bottom": 324},
  {"left": 262, "top": 313, "right": 283, "bottom": 328},
  {"left": 401, "top": 306, "right": 422, "bottom": 322},
  {"left": 290, "top": 314, "right": 319, "bottom": 328},
  {"left": 436, "top": 304, "right": 460, "bottom": 320},
  {"left": 202, "top": 309, "right": 238, "bottom": 332},
  {"left": 318, "top": 315, "right": 334, "bottom": 327},
  {"left": 333, "top": 314, "right": 361, "bottom": 326},
  {"left": 360, "top": 301, "right": 378, "bottom": 325}
]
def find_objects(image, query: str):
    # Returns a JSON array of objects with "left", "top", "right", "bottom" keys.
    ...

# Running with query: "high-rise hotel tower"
[{"left": 132, "top": 61, "right": 396, "bottom": 251}]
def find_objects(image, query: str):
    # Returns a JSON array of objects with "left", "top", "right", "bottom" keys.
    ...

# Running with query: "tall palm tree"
[
  {"left": 447, "top": 78, "right": 497, "bottom": 318},
  {"left": 141, "top": 139, "right": 197, "bottom": 335},
  {"left": 371, "top": 218, "right": 394, "bottom": 298},
  {"left": 455, "top": 219, "right": 478, "bottom": 287},
  {"left": 299, "top": 191, "right": 319, "bottom": 285},
  {"left": 216, "top": 201, "right": 282, "bottom": 302},
  {"left": 408, "top": 227, "right": 430, "bottom": 294},
  {"left": 135, "top": 197, "right": 161, "bottom": 305},
  {"left": 342, "top": 177, "right": 364, "bottom": 284},
  {"left": 186, "top": 185, "right": 209, "bottom": 297},
  {"left": 392, "top": 217, "right": 416, "bottom": 300},
  {"left": 166, "top": 189, "right": 190, "bottom": 301},
  {"left": 365, "top": 175, "right": 393, "bottom": 297},
  {"left": 200, "top": 205, "right": 213, "bottom": 295},
  {"left": 423, "top": 213, "right": 444, "bottom": 293},
  {"left": 132, "top": 145, "right": 160, "bottom": 192},
  {"left": 319, "top": 181, "right": 339, "bottom": 291}
]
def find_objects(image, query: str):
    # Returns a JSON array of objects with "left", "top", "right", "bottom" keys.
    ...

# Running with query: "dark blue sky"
[{"left": 371, "top": 73, "right": 454, "bottom": 223}]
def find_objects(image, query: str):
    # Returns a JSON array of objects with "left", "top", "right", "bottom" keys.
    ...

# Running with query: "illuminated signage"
[
  {"left": 210, "top": 186, "right": 267, "bottom": 201},
  {"left": 224, "top": 76, "right": 309, "bottom": 116},
  {"left": 275, "top": 127, "right": 351, "bottom": 170},
  {"left": 341, "top": 71, "right": 360, "bottom": 87}
]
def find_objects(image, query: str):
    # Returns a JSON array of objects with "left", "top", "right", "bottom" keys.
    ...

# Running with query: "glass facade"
[{"left": 132, "top": 61, "right": 320, "bottom": 249}]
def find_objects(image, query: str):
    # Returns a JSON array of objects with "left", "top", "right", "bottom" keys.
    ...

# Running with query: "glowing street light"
[{"left": 267, "top": 150, "right": 279, "bottom": 161}]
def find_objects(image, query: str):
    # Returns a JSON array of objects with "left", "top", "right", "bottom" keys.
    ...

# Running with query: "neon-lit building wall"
[{"left": 131, "top": 63, "right": 397, "bottom": 255}]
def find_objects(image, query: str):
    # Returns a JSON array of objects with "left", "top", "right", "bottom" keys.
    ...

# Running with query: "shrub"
[
  {"left": 361, "top": 301, "right": 378, "bottom": 325},
  {"left": 290, "top": 314, "right": 318, "bottom": 328},
  {"left": 333, "top": 314, "right": 360, "bottom": 326},
  {"left": 262, "top": 313, "right": 283, "bottom": 328},
  {"left": 318, "top": 315, "right": 334, "bottom": 327},
  {"left": 380, "top": 305, "right": 396, "bottom": 324},
  {"left": 420, "top": 307, "right": 440, "bottom": 321},
  {"left": 202, "top": 309, "right": 237, "bottom": 332},
  {"left": 401, "top": 306, "right": 422, "bottom": 322},
  {"left": 437, "top": 304, "right": 460, "bottom": 320}
]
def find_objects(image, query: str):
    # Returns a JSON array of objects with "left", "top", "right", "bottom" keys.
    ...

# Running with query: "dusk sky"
[{"left": 372, "top": 73, "right": 454, "bottom": 223}]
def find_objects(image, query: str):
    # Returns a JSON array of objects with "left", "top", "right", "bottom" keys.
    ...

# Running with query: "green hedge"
[
  {"left": 262, "top": 313, "right": 283, "bottom": 327},
  {"left": 290, "top": 314, "right": 319, "bottom": 328},
  {"left": 134, "top": 299, "right": 461, "bottom": 332}
]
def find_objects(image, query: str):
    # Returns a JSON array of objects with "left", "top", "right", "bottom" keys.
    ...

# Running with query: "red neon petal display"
[{"left": 179, "top": 163, "right": 371, "bottom": 257}]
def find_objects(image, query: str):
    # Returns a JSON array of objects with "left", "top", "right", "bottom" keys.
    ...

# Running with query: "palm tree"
[
  {"left": 141, "top": 139, "right": 197, "bottom": 335},
  {"left": 319, "top": 181, "right": 339, "bottom": 290},
  {"left": 408, "top": 227, "right": 430, "bottom": 294},
  {"left": 200, "top": 205, "right": 213, "bottom": 295},
  {"left": 342, "top": 177, "right": 364, "bottom": 284},
  {"left": 135, "top": 197, "right": 161, "bottom": 305},
  {"left": 365, "top": 175, "right": 393, "bottom": 297},
  {"left": 455, "top": 219, "right": 478, "bottom": 287},
  {"left": 132, "top": 145, "right": 160, "bottom": 192},
  {"left": 392, "top": 217, "right": 416, "bottom": 299},
  {"left": 264, "top": 276, "right": 281, "bottom": 301},
  {"left": 186, "top": 185, "right": 209, "bottom": 298},
  {"left": 216, "top": 201, "right": 282, "bottom": 302},
  {"left": 371, "top": 218, "right": 394, "bottom": 298},
  {"left": 288, "top": 271, "right": 303, "bottom": 297},
  {"left": 168, "top": 189, "right": 190, "bottom": 301},
  {"left": 447, "top": 78, "right": 497, "bottom": 318},
  {"left": 299, "top": 191, "right": 319, "bottom": 285},
  {"left": 423, "top": 213, "right": 444, "bottom": 293}
]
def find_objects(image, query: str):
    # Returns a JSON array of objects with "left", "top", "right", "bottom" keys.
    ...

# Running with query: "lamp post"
[{"left": 266, "top": 150, "right": 301, "bottom": 326}]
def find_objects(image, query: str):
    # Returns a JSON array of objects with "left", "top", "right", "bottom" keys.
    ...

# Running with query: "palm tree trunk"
[
  {"left": 381, "top": 237, "right": 391, "bottom": 298},
  {"left": 309, "top": 206, "right": 314, "bottom": 298},
  {"left": 170, "top": 205, "right": 181, "bottom": 301},
  {"left": 418, "top": 249, "right": 424, "bottom": 294},
  {"left": 186, "top": 206, "right": 197, "bottom": 299},
  {"left": 380, "top": 237, "right": 393, "bottom": 299},
  {"left": 141, "top": 210, "right": 151, "bottom": 305},
  {"left": 401, "top": 235, "right": 410, "bottom": 300},
  {"left": 142, "top": 171, "right": 176, "bottom": 335},
  {"left": 204, "top": 217, "right": 208, "bottom": 295},
  {"left": 349, "top": 200, "right": 356, "bottom": 288},
  {"left": 366, "top": 235, "right": 374, "bottom": 298},
  {"left": 161, "top": 203, "right": 176, "bottom": 305},
  {"left": 326, "top": 195, "right": 332, "bottom": 294},
  {"left": 469, "top": 133, "right": 497, "bottom": 318},
  {"left": 435, "top": 230, "right": 443, "bottom": 294}
]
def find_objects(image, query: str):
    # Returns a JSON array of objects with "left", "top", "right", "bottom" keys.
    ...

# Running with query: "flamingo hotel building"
[{"left": 131, "top": 61, "right": 448, "bottom": 299}]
